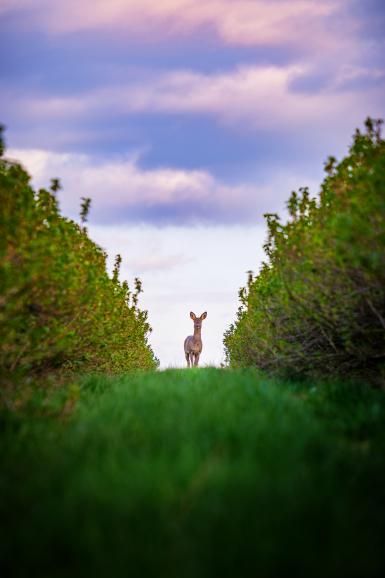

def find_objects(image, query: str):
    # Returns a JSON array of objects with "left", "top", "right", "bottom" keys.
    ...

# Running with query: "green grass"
[{"left": 1, "top": 368, "right": 385, "bottom": 577}]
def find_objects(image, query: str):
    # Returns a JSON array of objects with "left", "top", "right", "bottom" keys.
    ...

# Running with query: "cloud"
[
  {"left": 2, "top": 0, "right": 347, "bottom": 49},
  {"left": 7, "top": 147, "right": 261, "bottom": 224},
  {"left": 108, "top": 64, "right": 384, "bottom": 129},
  {"left": 3, "top": 1, "right": 383, "bottom": 149},
  {"left": 289, "top": 65, "right": 385, "bottom": 94},
  {"left": 9, "top": 63, "right": 384, "bottom": 135},
  {"left": 125, "top": 253, "right": 192, "bottom": 272},
  {"left": 87, "top": 224, "right": 193, "bottom": 273},
  {"left": 8, "top": 146, "right": 320, "bottom": 225}
]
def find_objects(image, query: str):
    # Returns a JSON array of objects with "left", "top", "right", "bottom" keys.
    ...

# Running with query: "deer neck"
[{"left": 193, "top": 327, "right": 202, "bottom": 342}]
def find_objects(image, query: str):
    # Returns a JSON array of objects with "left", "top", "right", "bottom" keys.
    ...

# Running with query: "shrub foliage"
[
  {"left": 224, "top": 119, "right": 385, "bottom": 383},
  {"left": 0, "top": 128, "right": 158, "bottom": 379}
]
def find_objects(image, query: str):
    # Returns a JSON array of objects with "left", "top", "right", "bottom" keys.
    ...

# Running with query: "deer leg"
[
  {"left": 194, "top": 352, "right": 200, "bottom": 366},
  {"left": 185, "top": 352, "right": 190, "bottom": 367}
]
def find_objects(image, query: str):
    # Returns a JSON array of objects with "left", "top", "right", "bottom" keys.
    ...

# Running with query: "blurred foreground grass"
[{"left": 1, "top": 368, "right": 385, "bottom": 577}]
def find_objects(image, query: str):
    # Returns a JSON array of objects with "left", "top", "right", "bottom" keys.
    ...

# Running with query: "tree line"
[
  {"left": 0, "top": 126, "right": 158, "bottom": 385},
  {"left": 224, "top": 119, "right": 385, "bottom": 385}
]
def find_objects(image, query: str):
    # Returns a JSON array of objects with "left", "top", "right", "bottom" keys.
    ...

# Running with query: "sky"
[{"left": 1, "top": 0, "right": 385, "bottom": 366}]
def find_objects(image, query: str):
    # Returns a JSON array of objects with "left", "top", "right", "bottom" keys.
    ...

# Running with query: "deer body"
[{"left": 184, "top": 311, "right": 207, "bottom": 367}]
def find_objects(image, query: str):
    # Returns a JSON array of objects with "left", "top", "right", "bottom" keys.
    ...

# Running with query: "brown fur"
[{"left": 184, "top": 311, "right": 207, "bottom": 367}]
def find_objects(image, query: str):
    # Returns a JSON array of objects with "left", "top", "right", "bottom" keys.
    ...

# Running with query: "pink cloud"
[
  {"left": 12, "top": 63, "right": 384, "bottom": 134},
  {"left": 3, "top": 0, "right": 348, "bottom": 48},
  {"left": 8, "top": 147, "right": 260, "bottom": 217},
  {"left": 8, "top": 146, "right": 320, "bottom": 225}
]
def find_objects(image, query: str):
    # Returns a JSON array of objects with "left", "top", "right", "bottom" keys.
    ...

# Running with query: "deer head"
[{"left": 190, "top": 311, "right": 207, "bottom": 332}]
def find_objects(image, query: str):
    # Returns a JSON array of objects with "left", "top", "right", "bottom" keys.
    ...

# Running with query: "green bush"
[
  {"left": 0, "top": 127, "right": 158, "bottom": 381},
  {"left": 224, "top": 119, "right": 385, "bottom": 383}
]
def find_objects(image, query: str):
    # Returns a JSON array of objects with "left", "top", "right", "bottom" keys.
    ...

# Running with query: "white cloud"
[
  {"left": 9, "top": 145, "right": 323, "bottom": 225},
  {"left": 112, "top": 64, "right": 383, "bottom": 129},
  {"left": 7, "top": 146, "right": 264, "bottom": 223},
  {"left": 10, "top": 62, "right": 384, "bottom": 135}
]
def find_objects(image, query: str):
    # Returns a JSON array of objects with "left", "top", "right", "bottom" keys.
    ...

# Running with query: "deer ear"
[
  {"left": 190, "top": 311, "right": 196, "bottom": 320},
  {"left": 201, "top": 311, "right": 207, "bottom": 320}
]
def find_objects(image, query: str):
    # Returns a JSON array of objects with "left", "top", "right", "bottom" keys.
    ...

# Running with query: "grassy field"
[{"left": 1, "top": 368, "right": 385, "bottom": 577}]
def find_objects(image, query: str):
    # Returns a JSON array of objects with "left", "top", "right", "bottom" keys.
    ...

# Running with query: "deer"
[{"left": 184, "top": 311, "right": 207, "bottom": 367}]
